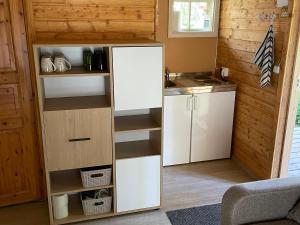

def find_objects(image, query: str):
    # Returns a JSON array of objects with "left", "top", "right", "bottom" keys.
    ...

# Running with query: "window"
[{"left": 168, "top": 0, "right": 220, "bottom": 38}]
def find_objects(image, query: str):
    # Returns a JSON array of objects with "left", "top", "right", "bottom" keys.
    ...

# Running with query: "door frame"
[
  {"left": 275, "top": 0, "right": 300, "bottom": 177},
  {"left": 279, "top": 32, "right": 300, "bottom": 176}
]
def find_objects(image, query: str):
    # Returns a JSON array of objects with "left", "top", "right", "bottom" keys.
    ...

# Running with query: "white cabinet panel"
[
  {"left": 191, "top": 91, "right": 235, "bottom": 162},
  {"left": 163, "top": 95, "right": 192, "bottom": 166},
  {"left": 112, "top": 47, "right": 163, "bottom": 111},
  {"left": 116, "top": 156, "right": 161, "bottom": 213}
]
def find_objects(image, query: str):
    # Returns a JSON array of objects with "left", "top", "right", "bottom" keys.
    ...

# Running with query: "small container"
[
  {"left": 80, "top": 166, "right": 112, "bottom": 188},
  {"left": 81, "top": 189, "right": 112, "bottom": 216},
  {"left": 83, "top": 49, "right": 93, "bottom": 71}
]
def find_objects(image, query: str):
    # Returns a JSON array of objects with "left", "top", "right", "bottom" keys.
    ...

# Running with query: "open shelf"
[
  {"left": 50, "top": 170, "right": 113, "bottom": 196},
  {"left": 40, "top": 66, "right": 110, "bottom": 78},
  {"left": 53, "top": 194, "right": 114, "bottom": 225},
  {"left": 44, "top": 95, "right": 110, "bottom": 111},
  {"left": 115, "top": 140, "right": 160, "bottom": 160},
  {"left": 115, "top": 114, "right": 161, "bottom": 133}
]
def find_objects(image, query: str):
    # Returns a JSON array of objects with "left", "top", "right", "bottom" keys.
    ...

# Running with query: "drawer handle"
[
  {"left": 68, "top": 138, "right": 91, "bottom": 142},
  {"left": 91, "top": 173, "right": 103, "bottom": 178},
  {"left": 94, "top": 201, "right": 104, "bottom": 206}
]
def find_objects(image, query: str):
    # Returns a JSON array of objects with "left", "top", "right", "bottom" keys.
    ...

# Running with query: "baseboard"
[{"left": 231, "top": 156, "right": 260, "bottom": 181}]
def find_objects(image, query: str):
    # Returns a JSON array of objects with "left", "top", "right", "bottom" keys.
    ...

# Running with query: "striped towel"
[{"left": 253, "top": 25, "right": 274, "bottom": 88}]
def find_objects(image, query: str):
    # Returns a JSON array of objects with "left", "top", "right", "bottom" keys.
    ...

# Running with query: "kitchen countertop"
[{"left": 164, "top": 73, "right": 237, "bottom": 96}]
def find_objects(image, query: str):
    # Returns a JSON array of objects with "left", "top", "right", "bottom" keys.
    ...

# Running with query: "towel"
[{"left": 253, "top": 25, "right": 274, "bottom": 88}]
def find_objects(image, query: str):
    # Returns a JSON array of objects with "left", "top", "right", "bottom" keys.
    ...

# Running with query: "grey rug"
[{"left": 166, "top": 204, "right": 221, "bottom": 225}]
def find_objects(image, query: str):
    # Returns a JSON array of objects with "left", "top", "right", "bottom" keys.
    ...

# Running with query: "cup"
[
  {"left": 54, "top": 56, "right": 72, "bottom": 72},
  {"left": 41, "top": 56, "right": 56, "bottom": 73}
]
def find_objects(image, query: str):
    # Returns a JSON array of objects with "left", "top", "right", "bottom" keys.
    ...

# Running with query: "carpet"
[{"left": 166, "top": 203, "right": 221, "bottom": 225}]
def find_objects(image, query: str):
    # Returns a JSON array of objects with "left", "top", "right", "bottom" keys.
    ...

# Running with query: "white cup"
[
  {"left": 54, "top": 56, "right": 72, "bottom": 72},
  {"left": 41, "top": 56, "right": 56, "bottom": 73}
]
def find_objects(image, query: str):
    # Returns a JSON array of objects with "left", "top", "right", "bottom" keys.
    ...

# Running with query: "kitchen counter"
[{"left": 164, "top": 73, "right": 237, "bottom": 96}]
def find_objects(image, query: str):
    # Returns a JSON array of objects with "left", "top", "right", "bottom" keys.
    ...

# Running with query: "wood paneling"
[
  {"left": 217, "top": 0, "right": 292, "bottom": 179},
  {"left": 0, "top": 0, "right": 15, "bottom": 72},
  {"left": 0, "top": 0, "right": 41, "bottom": 206},
  {"left": 24, "top": 0, "right": 156, "bottom": 41}
]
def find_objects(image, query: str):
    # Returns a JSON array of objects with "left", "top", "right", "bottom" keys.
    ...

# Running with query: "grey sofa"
[{"left": 221, "top": 177, "right": 300, "bottom": 225}]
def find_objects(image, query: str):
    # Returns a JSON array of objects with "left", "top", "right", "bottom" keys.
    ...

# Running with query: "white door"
[
  {"left": 116, "top": 156, "right": 161, "bottom": 212},
  {"left": 191, "top": 91, "right": 236, "bottom": 162},
  {"left": 112, "top": 47, "right": 163, "bottom": 111},
  {"left": 163, "top": 95, "right": 192, "bottom": 166}
]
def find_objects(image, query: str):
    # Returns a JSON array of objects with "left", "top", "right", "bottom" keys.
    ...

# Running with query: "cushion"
[
  {"left": 250, "top": 219, "right": 299, "bottom": 225},
  {"left": 288, "top": 200, "right": 300, "bottom": 223}
]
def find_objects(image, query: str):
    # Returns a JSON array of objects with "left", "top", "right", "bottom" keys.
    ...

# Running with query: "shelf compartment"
[
  {"left": 115, "top": 114, "right": 161, "bottom": 133},
  {"left": 53, "top": 194, "right": 114, "bottom": 225},
  {"left": 50, "top": 169, "right": 113, "bottom": 196},
  {"left": 115, "top": 139, "right": 161, "bottom": 160},
  {"left": 40, "top": 66, "right": 110, "bottom": 78},
  {"left": 44, "top": 95, "right": 110, "bottom": 111}
]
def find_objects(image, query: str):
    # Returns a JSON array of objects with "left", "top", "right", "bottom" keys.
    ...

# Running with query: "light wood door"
[
  {"left": 116, "top": 156, "right": 161, "bottom": 213},
  {"left": 0, "top": 0, "right": 42, "bottom": 206},
  {"left": 112, "top": 46, "right": 163, "bottom": 111},
  {"left": 190, "top": 92, "right": 235, "bottom": 162},
  {"left": 163, "top": 95, "right": 192, "bottom": 166},
  {"left": 43, "top": 108, "right": 113, "bottom": 171}
]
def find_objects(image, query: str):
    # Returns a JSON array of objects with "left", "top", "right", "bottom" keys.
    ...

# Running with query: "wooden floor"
[
  {"left": 0, "top": 160, "right": 252, "bottom": 225},
  {"left": 288, "top": 127, "right": 300, "bottom": 176}
]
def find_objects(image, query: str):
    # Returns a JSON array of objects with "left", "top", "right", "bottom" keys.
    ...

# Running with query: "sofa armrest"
[{"left": 221, "top": 177, "right": 300, "bottom": 225}]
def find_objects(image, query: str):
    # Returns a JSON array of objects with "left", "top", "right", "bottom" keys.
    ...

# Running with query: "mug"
[
  {"left": 41, "top": 56, "right": 56, "bottom": 73},
  {"left": 54, "top": 56, "right": 72, "bottom": 72}
]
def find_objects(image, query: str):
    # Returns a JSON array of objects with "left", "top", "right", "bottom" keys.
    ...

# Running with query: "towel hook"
[{"left": 259, "top": 12, "right": 277, "bottom": 24}]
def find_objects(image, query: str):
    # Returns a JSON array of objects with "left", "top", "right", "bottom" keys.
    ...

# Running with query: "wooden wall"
[
  {"left": 25, "top": 0, "right": 156, "bottom": 42},
  {"left": 217, "top": 0, "right": 291, "bottom": 179}
]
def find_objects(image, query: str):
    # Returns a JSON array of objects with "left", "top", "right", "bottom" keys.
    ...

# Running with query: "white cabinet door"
[
  {"left": 191, "top": 91, "right": 236, "bottom": 162},
  {"left": 112, "top": 47, "right": 163, "bottom": 111},
  {"left": 116, "top": 156, "right": 161, "bottom": 213},
  {"left": 163, "top": 95, "right": 192, "bottom": 166}
]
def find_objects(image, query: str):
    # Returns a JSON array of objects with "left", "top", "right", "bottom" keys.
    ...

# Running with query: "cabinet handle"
[
  {"left": 193, "top": 96, "right": 198, "bottom": 110},
  {"left": 69, "top": 138, "right": 91, "bottom": 142},
  {"left": 187, "top": 96, "right": 193, "bottom": 111}
]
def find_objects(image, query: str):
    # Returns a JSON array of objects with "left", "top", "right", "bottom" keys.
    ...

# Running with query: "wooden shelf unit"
[
  {"left": 40, "top": 66, "right": 110, "bottom": 78},
  {"left": 115, "top": 114, "right": 161, "bottom": 133},
  {"left": 50, "top": 169, "right": 113, "bottom": 196},
  {"left": 33, "top": 41, "right": 164, "bottom": 225},
  {"left": 44, "top": 95, "right": 110, "bottom": 111},
  {"left": 53, "top": 194, "right": 114, "bottom": 225}
]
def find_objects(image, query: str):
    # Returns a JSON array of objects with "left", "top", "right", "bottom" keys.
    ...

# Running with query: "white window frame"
[{"left": 168, "top": 0, "right": 220, "bottom": 38}]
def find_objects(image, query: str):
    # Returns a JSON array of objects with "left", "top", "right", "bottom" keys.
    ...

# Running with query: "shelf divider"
[
  {"left": 40, "top": 66, "right": 110, "bottom": 78},
  {"left": 115, "top": 140, "right": 160, "bottom": 160},
  {"left": 44, "top": 95, "right": 110, "bottom": 111},
  {"left": 114, "top": 114, "right": 161, "bottom": 133}
]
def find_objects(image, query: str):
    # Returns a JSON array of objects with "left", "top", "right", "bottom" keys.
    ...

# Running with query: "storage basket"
[
  {"left": 80, "top": 166, "right": 112, "bottom": 188},
  {"left": 81, "top": 190, "right": 112, "bottom": 216}
]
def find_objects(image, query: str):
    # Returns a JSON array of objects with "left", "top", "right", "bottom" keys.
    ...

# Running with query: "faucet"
[{"left": 165, "top": 68, "right": 170, "bottom": 82}]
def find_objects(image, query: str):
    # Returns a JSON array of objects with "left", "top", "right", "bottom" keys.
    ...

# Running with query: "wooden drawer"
[{"left": 43, "top": 108, "right": 112, "bottom": 171}]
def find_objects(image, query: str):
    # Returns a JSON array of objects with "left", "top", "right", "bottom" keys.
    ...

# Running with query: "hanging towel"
[{"left": 253, "top": 25, "right": 274, "bottom": 88}]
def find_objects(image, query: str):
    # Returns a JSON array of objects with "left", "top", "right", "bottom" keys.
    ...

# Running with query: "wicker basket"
[
  {"left": 80, "top": 166, "right": 112, "bottom": 188},
  {"left": 81, "top": 191, "right": 112, "bottom": 216}
]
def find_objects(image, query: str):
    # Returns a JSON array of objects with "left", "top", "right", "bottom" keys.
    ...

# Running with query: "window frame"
[{"left": 168, "top": 0, "right": 220, "bottom": 38}]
